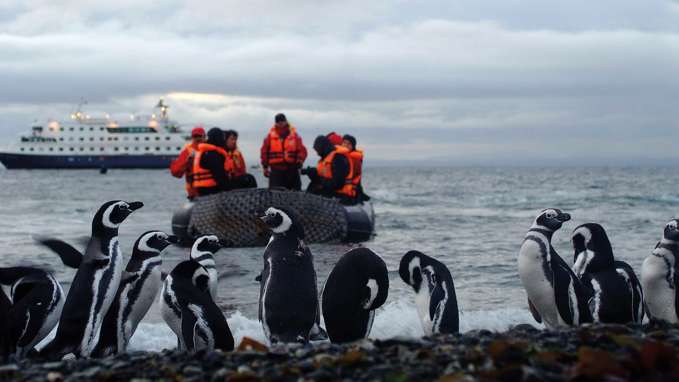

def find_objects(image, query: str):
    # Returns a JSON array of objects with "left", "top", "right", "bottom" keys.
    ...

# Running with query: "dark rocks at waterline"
[{"left": 6, "top": 322, "right": 679, "bottom": 381}]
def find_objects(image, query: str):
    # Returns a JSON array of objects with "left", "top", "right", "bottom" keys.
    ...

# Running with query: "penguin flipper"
[
  {"left": 615, "top": 261, "right": 645, "bottom": 323},
  {"left": 674, "top": 267, "right": 679, "bottom": 321},
  {"left": 34, "top": 237, "right": 83, "bottom": 269},
  {"left": 551, "top": 255, "right": 592, "bottom": 325},
  {"left": 527, "top": 298, "right": 542, "bottom": 324},
  {"left": 181, "top": 306, "right": 199, "bottom": 352}
]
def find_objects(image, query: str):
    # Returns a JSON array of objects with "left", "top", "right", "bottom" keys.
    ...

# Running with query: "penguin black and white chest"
[
  {"left": 189, "top": 235, "right": 221, "bottom": 300},
  {"left": 92, "top": 231, "right": 177, "bottom": 357},
  {"left": 518, "top": 208, "right": 593, "bottom": 329},
  {"left": 258, "top": 207, "right": 319, "bottom": 344},
  {"left": 41, "top": 200, "right": 143, "bottom": 358},
  {"left": 0, "top": 267, "right": 64, "bottom": 359},
  {"left": 322, "top": 248, "right": 389, "bottom": 343},
  {"left": 163, "top": 261, "right": 234, "bottom": 352},
  {"left": 571, "top": 223, "right": 644, "bottom": 324},
  {"left": 399, "top": 250, "right": 458, "bottom": 335},
  {"left": 641, "top": 219, "right": 679, "bottom": 323}
]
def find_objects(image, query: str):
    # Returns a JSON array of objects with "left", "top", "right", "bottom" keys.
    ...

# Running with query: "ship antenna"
[
  {"left": 73, "top": 97, "right": 88, "bottom": 121},
  {"left": 156, "top": 98, "right": 169, "bottom": 120}
]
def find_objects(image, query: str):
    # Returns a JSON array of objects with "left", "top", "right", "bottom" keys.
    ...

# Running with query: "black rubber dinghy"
[{"left": 171, "top": 189, "right": 375, "bottom": 247}]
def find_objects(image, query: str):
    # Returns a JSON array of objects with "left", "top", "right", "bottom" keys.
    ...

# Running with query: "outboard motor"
[{"left": 171, "top": 202, "right": 194, "bottom": 245}]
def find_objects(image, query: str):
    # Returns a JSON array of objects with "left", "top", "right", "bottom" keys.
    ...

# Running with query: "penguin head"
[
  {"left": 191, "top": 235, "right": 222, "bottom": 256},
  {"left": 93, "top": 200, "right": 144, "bottom": 233},
  {"left": 135, "top": 231, "right": 178, "bottom": 254},
  {"left": 532, "top": 208, "right": 570, "bottom": 231},
  {"left": 571, "top": 223, "right": 614, "bottom": 276},
  {"left": 663, "top": 219, "right": 679, "bottom": 242},
  {"left": 399, "top": 250, "right": 450, "bottom": 295},
  {"left": 259, "top": 207, "right": 305, "bottom": 239},
  {"left": 171, "top": 260, "right": 211, "bottom": 293},
  {"left": 345, "top": 248, "right": 389, "bottom": 310}
]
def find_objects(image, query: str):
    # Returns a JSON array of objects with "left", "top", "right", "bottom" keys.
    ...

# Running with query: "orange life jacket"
[
  {"left": 267, "top": 126, "right": 302, "bottom": 166},
  {"left": 183, "top": 143, "right": 198, "bottom": 197},
  {"left": 317, "top": 146, "right": 357, "bottom": 198},
  {"left": 225, "top": 149, "right": 246, "bottom": 178},
  {"left": 192, "top": 143, "right": 228, "bottom": 189},
  {"left": 348, "top": 149, "right": 363, "bottom": 186}
]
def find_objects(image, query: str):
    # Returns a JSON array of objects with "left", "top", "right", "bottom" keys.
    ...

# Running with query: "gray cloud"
[{"left": 1, "top": 0, "right": 678, "bottom": 164}]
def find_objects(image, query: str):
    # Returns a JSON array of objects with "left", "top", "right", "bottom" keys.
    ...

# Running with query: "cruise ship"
[{"left": 0, "top": 100, "right": 190, "bottom": 169}]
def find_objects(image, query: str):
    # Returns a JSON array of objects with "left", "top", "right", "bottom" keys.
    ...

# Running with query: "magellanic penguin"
[
  {"left": 518, "top": 209, "right": 593, "bottom": 329},
  {"left": 571, "top": 223, "right": 644, "bottom": 324},
  {"left": 40, "top": 200, "right": 143, "bottom": 358},
  {"left": 641, "top": 219, "right": 679, "bottom": 323},
  {"left": 189, "top": 235, "right": 221, "bottom": 300},
  {"left": 162, "top": 260, "right": 234, "bottom": 353},
  {"left": 399, "top": 250, "right": 459, "bottom": 335},
  {"left": 92, "top": 231, "right": 177, "bottom": 357},
  {"left": 258, "top": 207, "right": 319, "bottom": 344},
  {"left": 0, "top": 267, "right": 64, "bottom": 359},
  {"left": 322, "top": 248, "right": 389, "bottom": 343}
]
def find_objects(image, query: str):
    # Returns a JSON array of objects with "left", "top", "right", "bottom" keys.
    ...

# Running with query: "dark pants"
[
  {"left": 232, "top": 174, "right": 257, "bottom": 189},
  {"left": 269, "top": 168, "right": 301, "bottom": 191}
]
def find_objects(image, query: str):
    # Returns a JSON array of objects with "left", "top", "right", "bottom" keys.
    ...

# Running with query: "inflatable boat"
[{"left": 171, "top": 188, "right": 375, "bottom": 247}]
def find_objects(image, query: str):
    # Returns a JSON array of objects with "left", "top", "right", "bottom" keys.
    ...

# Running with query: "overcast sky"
[{"left": 1, "top": 0, "right": 679, "bottom": 165}]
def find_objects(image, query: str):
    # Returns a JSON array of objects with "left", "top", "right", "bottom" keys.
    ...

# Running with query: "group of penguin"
[
  {"left": 0, "top": 201, "right": 461, "bottom": 360},
  {"left": 519, "top": 208, "right": 679, "bottom": 328}
]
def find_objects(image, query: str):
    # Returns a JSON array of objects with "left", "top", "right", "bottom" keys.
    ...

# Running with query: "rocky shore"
[{"left": 3, "top": 322, "right": 679, "bottom": 381}]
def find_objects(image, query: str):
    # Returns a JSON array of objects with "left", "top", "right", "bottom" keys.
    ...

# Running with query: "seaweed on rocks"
[{"left": 5, "top": 324, "right": 679, "bottom": 381}]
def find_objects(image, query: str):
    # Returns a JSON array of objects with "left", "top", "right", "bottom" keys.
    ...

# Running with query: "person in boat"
[
  {"left": 192, "top": 127, "right": 231, "bottom": 196},
  {"left": 223, "top": 129, "right": 257, "bottom": 189},
  {"left": 302, "top": 135, "right": 358, "bottom": 205},
  {"left": 260, "top": 113, "right": 307, "bottom": 191},
  {"left": 341, "top": 134, "right": 369, "bottom": 202},
  {"left": 170, "top": 126, "right": 205, "bottom": 199}
]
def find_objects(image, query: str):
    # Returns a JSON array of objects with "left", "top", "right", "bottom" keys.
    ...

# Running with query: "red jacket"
[
  {"left": 260, "top": 125, "right": 307, "bottom": 169},
  {"left": 170, "top": 142, "right": 200, "bottom": 198}
]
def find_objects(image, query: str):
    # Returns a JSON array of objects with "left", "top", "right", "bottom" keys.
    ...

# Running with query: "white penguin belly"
[
  {"left": 124, "top": 273, "right": 162, "bottom": 341},
  {"left": 159, "top": 278, "right": 183, "bottom": 348},
  {"left": 414, "top": 284, "right": 433, "bottom": 335},
  {"left": 642, "top": 256, "right": 677, "bottom": 323},
  {"left": 518, "top": 241, "right": 559, "bottom": 328}
]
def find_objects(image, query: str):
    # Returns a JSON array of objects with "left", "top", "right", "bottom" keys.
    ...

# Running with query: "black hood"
[
  {"left": 207, "top": 128, "right": 225, "bottom": 147},
  {"left": 313, "top": 135, "right": 334, "bottom": 158}
]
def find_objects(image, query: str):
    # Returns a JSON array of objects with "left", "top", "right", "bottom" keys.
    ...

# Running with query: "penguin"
[
  {"left": 641, "top": 219, "right": 679, "bottom": 323},
  {"left": 91, "top": 231, "right": 177, "bottom": 357},
  {"left": 399, "top": 250, "right": 459, "bottom": 335},
  {"left": 321, "top": 248, "right": 389, "bottom": 343},
  {"left": 40, "top": 200, "right": 143, "bottom": 358},
  {"left": 189, "top": 235, "right": 221, "bottom": 300},
  {"left": 161, "top": 260, "right": 234, "bottom": 353},
  {"left": 518, "top": 208, "right": 593, "bottom": 329},
  {"left": 0, "top": 267, "right": 65, "bottom": 359},
  {"left": 258, "top": 207, "right": 319, "bottom": 344},
  {"left": 571, "top": 223, "right": 644, "bottom": 324}
]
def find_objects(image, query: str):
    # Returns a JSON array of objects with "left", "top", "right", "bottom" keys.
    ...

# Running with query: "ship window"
[
  {"left": 176, "top": 147, "right": 181, "bottom": 150},
  {"left": 114, "top": 137, "right": 119, "bottom": 141},
  {"left": 69, "top": 148, "right": 74, "bottom": 151},
  {"left": 89, "top": 137, "right": 94, "bottom": 141},
  {"left": 100, "top": 147, "right": 105, "bottom": 151},
  {"left": 89, "top": 127, "right": 94, "bottom": 131},
  {"left": 134, "top": 147, "right": 139, "bottom": 151},
  {"left": 100, "top": 127, "right": 105, "bottom": 131},
  {"left": 144, "top": 137, "right": 149, "bottom": 141},
  {"left": 59, "top": 148, "right": 64, "bottom": 152},
  {"left": 79, "top": 147, "right": 84, "bottom": 151},
  {"left": 165, "top": 137, "right": 171, "bottom": 140},
  {"left": 49, "top": 148, "right": 54, "bottom": 151},
  {"left": 79, "top": 127, "right": 84, "bottom": 131},
  {"left": 100, "top": 137, "right": 104, "bottom": 141},
  {"left": 145, "top": 147, "right": 150, "bottom": 151},
  {"left": 124, "top": 147, "right": 129, "bottom": 151},
  {"left": 134, "top": 137, "right": 139, "bottom": 141},
  {"left": 79, "top": 137, "right": 84, "bottom": 141},
  {"left": 59, "top": 138, "right": 64, "bottom": 141},
  {"left": 114, "top": 147, "right": 119, "bottom": 151},
  {"left": 29, "top": 148, "right": 34, "bottom": 151},
  {"left": 166, "top": 147, "right": 171, "bottom": 151},
  {"left": 59, "top": 127, "right": 64, "bottom": 132},
  {"left": 90, "top": 147, "right": 95, "bottom": 151},
  {"left": 155, "top": 147, "right": 160, "bottom": 151},
  {"left": 155, "top": 137, "right": 160, "bottom": 141},
  {"left": 69, "top": 127, "right": 74, "bottom": 131},
  {"left": 20, "top": 148, "right": 24, "bottom": 151}
]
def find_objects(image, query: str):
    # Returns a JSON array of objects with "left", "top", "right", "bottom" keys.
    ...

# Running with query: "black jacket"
[{"left": 197, "top": 128, "right": 230, "bottom": 195}]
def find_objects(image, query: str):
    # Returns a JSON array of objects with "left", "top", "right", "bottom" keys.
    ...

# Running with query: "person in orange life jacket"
[
  {"left": 170, "top": 126, "right": 205, "bottom": 199},
  {"left": 302, "top": 135, "right": 357, "bottom": 204},
  {"left": 342, "top": 134, "right": 370, "bottom": 202},
  {"left": 223, "top": 129, "right": 257, "bottom": 189},
  {"left": 192, "top": 127, "right": 230, "bottom": 196},
  {"left": 260, "top": 113, "right": 307, "bottom": 190}
]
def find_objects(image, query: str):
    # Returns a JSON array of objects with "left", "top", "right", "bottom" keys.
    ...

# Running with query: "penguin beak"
[
  {"left": 126, "top": 201, "right": 144, "bottom": 211},
  {"left": 259, "top": 215, "right": 274, "bottom": 227},
  {"left": 557, "top": 213, "right": 571, "bottom": 222},
  {"left": 166, "top": 235, "right": 179, "bottom": 244}
]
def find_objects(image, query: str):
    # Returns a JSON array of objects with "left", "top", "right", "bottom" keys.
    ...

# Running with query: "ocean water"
[{"left": 1, "top": 166, "right": 678, "bottom": 352}]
